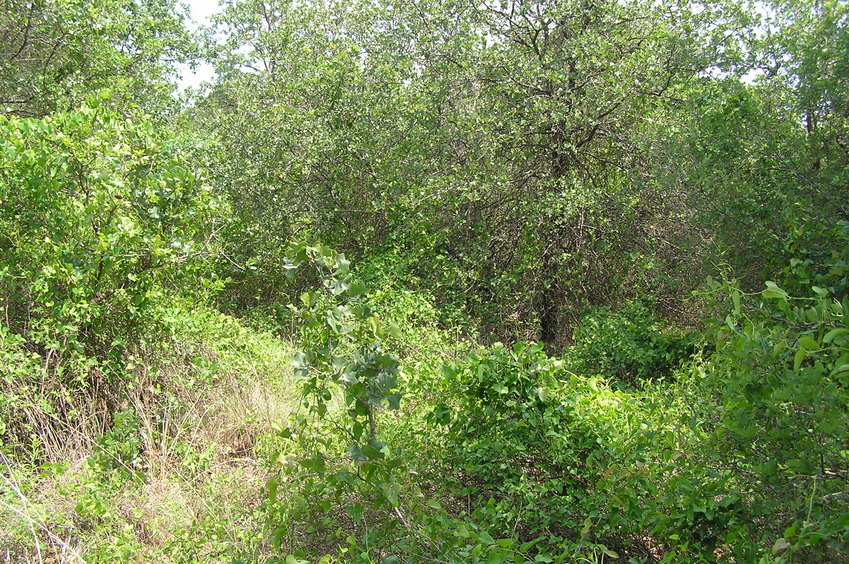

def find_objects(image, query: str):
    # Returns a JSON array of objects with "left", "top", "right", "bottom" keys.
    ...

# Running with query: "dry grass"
[{"left": 0, "top": 310, "right": 302, "bottom": 563}]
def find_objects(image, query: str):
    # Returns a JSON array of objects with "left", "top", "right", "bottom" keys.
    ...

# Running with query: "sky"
[{"left": 176, "top": 0, "right": 221, "bottom": 91}]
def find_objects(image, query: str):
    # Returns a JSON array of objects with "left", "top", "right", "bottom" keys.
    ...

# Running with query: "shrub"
[
  {"left": 566, "top": 298, "right": 696, "bottom": 384},
  {"left": 0, "top": 100, "right": 225, "bottom": 458},
  {"left": 685, "top": 274, "right": 849, "bottom": 560}
]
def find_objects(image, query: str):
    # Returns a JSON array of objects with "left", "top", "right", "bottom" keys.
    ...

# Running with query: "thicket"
[{"left": 1, "top": 0, "right": 848, "bottom": 562}]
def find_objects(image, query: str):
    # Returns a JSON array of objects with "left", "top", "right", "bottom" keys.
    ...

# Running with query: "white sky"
[
  {"left": 185, "top": 0, "right": 220, "bottom": 21},
  {"left": 176, "top": 0, "right": 221, "bottom": 91}
]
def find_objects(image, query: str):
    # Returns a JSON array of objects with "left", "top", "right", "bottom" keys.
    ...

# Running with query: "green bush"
[
  {"left": 87, "top": 408, "right": 145, "bottom": 480},
  {"left": 684, "top": 274, "right": 849, "bottom": 560},
  {"left": 566, "top": 298, "right": 696, "bottom": 384},
  {"left": 389, "top": 342, "right": 635, "bottom": 558},
  {"left": 0, "top": 100, "right": 225, "bottom": 458}
]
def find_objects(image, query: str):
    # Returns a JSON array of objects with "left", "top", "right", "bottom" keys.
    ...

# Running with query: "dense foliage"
[
  {"left": 1, "top": 0, "right": 848, "bottom": 562},
  {"left": 0, "top": 99, "right": 225, "bottom": 457},
  {"left": 0, "top": 0, "right": 196, "bottom": 117}
]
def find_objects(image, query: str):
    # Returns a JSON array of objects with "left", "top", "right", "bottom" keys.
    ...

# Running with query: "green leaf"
[
  {"left": 799, "top": 336, "right": 819, "bottom": 351},
  {"left": 386, "top": 393, "right": 401, "bottom": 410},
  {"left": 349, "top": 280, "right": 367, "bottom": 297},
  {"left": 362, "top": 442, "right": 384, "bottom": 460},
  {"left": 346, "top": 503, "right": 364, "bottom": 522},
  {"left": 387, "top": 322, "right": 402, "bottom": 339},
  {"left": 336, "top": 255, "right": 350, "bottom": 275},
  {"left": 519, "top": 537, "right": 545, "bottom": 552},
  {"left": 381, "top": 481, "right": 401, "bottom": 506},
  {"left": 300, "top": 456, "right": 325, "bottom": 473},
  {"left": 783, "top": 521, "right": 797, "bottom": 539},
  {"left": 332, "top": 278, "right": 350, "bottom": 295},
  {"left": 266, "top": 477, "right": 278, "bottom": 503},
  {"left": 486, "top": 552, "right": 505, "bottom": 564},
  {"left": 348, "top": 444, "right": 366, "bottom": 462},
  {"left": 354, "top": 400, "right": 369, "bottom": 417},
  {"left": 823, "top": 328, "right": 848, "bottom": 344},
  {"left": 291, "top": 352, "right": 307, "bottom": 369},
  {"left": 340, "top": 365, "right": 358, "bottom": 385},
  {"left": 476, "top": 530, "right": 495, "bottom": 545},
  {"left": 763, "top": 281, "right": 789, "bottom": 300},
  {"left": 271, "top": 527, "right": 286, "bottom": 548},
  {"left": 772, "top": 538, "right": 791, "bottom": 554},
  {"left": 793, "top": 348, "right": 807, "bottom": 371},
  {"left": 581, "top": 517, "right": 592, "bottom": 537}
]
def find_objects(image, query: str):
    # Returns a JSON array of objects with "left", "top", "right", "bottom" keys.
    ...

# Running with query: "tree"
[
  {"left": 0, "top": 0, "right": 197, "bottom": 117},
  {"left": 193, "top": 0, "right": 795, "bottom": 345}
]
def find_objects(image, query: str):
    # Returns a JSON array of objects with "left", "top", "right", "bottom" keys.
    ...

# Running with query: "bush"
[
  {"left": 566, "top": 298, "right": 696, "bottom": 385},
  {"left": 0, "top": 100, "right": 225, "bottom": 459},
  {"left": 683, "top": 274, "right": 849, "bottom": 560},
  {"left": 387, "top": 341, "right": 648, "bottom": 559}
]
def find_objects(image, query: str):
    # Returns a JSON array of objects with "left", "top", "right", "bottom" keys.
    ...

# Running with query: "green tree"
[
  {"left": 0, "top": 0, "right": 197, "bottom": 117},
  {"left": 193, "top": 0, "right": 751, "bottom": 340}
]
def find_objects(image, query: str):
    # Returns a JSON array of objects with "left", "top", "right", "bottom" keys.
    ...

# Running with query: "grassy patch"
[{"left": 0, "top": 304, "right": 298, "bottom": 562}]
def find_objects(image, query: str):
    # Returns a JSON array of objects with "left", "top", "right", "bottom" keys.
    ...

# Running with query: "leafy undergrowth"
[
  {"left": 2, "top": 243, "right": 848, "bottom": 563},
  {"left": 255, "top": 253, "right": 849, "bottom": 564}
]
